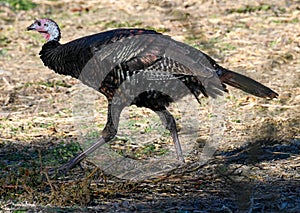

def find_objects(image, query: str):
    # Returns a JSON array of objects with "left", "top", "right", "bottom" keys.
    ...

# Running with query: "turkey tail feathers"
[{"left": 220, "top": 69, "right": 278, "bottom": 99}]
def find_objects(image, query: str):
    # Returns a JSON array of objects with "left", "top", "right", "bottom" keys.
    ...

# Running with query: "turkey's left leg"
[
  {"left": 48, "top": 102, "right": 122, "bottom": 176},
  {"left": 153, "top": 107, "right": 185, "bottom": 163}
]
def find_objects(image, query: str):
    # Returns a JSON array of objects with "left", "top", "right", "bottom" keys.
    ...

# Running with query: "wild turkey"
[{"left": 27, "top": 18, "right": 278, "bottom": 175}]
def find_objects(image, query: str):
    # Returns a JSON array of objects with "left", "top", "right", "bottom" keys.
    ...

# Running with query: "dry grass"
[{"left": 0, "top": 0, "right": 299, "bottom": 212}]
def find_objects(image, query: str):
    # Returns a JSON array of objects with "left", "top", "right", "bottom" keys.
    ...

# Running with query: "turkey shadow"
[
  {"left": 216, "top": 137, "right": 299, "bottom": 165},
  {"left": 209, "top": 121, "right": 300, "bottom": 212},
  {"left": 0, "top": 131, "right": 299, "bottom": 211}
]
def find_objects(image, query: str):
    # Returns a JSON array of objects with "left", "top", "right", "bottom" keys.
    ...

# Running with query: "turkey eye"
[{"left": 37, "top": 21, "right": 41, "bottom": 26}]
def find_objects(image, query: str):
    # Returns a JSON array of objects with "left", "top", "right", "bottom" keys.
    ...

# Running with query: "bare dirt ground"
[{"left": 0, "top": 0, "right": 299, "bottom": 212}]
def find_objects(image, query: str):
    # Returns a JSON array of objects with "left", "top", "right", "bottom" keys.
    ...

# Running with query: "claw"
[
  {"left": 46, "top": 137, "right": 107, "bottom": 178},
  {"left": 47, "top": 152, "right": 87, "bottom": 177}
]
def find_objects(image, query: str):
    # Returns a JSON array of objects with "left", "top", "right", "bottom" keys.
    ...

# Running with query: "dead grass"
[{"left": 0, "top": 0, "right": 299, "bottom": 212}]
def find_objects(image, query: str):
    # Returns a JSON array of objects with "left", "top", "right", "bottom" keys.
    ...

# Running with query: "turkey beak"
[{"left": 27, "top": 23, "right": 36, "bottom": 31}]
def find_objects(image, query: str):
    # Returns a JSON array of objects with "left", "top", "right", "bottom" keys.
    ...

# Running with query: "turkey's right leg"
[
  {"left": 154, "top": 107, "right": 185, "bottom": 163},
  {"left": 48, "top": 102, "right": 122, "bottom": 176}
]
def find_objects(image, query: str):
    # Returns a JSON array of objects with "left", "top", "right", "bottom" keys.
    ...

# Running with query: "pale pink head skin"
[{"left": 27, "top": 18, "right": 61, "bottom": 42}]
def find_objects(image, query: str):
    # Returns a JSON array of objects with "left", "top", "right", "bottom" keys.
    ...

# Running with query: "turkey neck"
[
  {"left": 39, "top": 41, "right": 64, "bottom": 74},
  {"left": 39, "top": 40, "right": 61, "bottom": 60},
  {"left": 39, "top": 40, "right": 85, "bottom": 79}
]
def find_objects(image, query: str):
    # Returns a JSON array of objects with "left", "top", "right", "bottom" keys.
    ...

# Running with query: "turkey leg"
[
  {"left": 155, "top": 108, "right": 185, "bottom": 163},
  {"left": 48, "top": 102, "right": 121, "bottom": 176}
]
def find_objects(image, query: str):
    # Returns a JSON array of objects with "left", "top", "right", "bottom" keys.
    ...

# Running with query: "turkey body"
[
  {"left": 35, "top": 26, "right": 278, "bottom": 174},
  {"left": 40, "top": 29, "right": 214, "bottom": 108}
]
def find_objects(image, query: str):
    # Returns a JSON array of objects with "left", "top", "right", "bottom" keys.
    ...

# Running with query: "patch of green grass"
[
  {"left": 141, "top": 144, "right": 156, "bottom": 155},
  {"left": 0, "top": 35, "right": 11, "bottom": 47},
  {"left": 0, "top": 0, "right": 37, "bottom": 11},
  {"left": 0, "top": 48, "right": 8, "bottom": 56},
  {"left": 271, "top": 19, "right": 284, "bottom": 24},
  {"left": 0, "top": 139, "right": 91, "bottom": 206},
  {"left": 48, "top": 141, "right": 82, "bottom": 163},
  {"left": 208, "top": 113, "right": 217, "bottom": 118},
  {"left": 156, "top": 148, "right": 168, "bottom": 156},
  {"left": 270, "top": 40, "right": 279, "bottom": 48},
  {"left": 232, "top": 119, "right": 241, "bottom": 123},
  {"left": 228, "top": 4, "right": 287, "bottom": 14},
  {"left": 0, "top": 35, "right": 10, "bottom": 56},
  {"left": 36, "top": 122, "right": 54, "bottom": 129},
  {"left": 232, "top": 23, "right": 248, "bottom": 29},
  {"left": 271, "top": 18, "right": 299, "bottom": 24},
  {"left": 219, "top": 42, "right": 236, "bottom": 51},
  {"left": 21, "top": 80, "right": 72, "bottom": 89},
  {"left": 85, "top": 130, "right": 101, "bottom": 139},
  {"left": 40, "top": 80, "right": 72, "bottom": 88},
  {"left": 143, "top": 125, "right": 154, "bottom": 134},
  {"left": 122, "top": 119, "right": 139, "bottom": 130},
  {"left": 133, "top": 144, "right": 169, "bottom": 159},
  {"left": 226, "top": 4, "right": 272, "bottom": 14},
  {"left": 290, "top": 18, "right": 299, "bottom": 23}
]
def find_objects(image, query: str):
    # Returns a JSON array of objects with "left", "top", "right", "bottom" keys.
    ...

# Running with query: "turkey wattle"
[{"left": 27, "top": 18, "right": 278, "bottom": 175}]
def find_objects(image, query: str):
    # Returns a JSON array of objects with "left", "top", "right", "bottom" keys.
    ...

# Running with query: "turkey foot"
[{"left": 48, "top": 137, "right": 106, "bottom": 177}]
